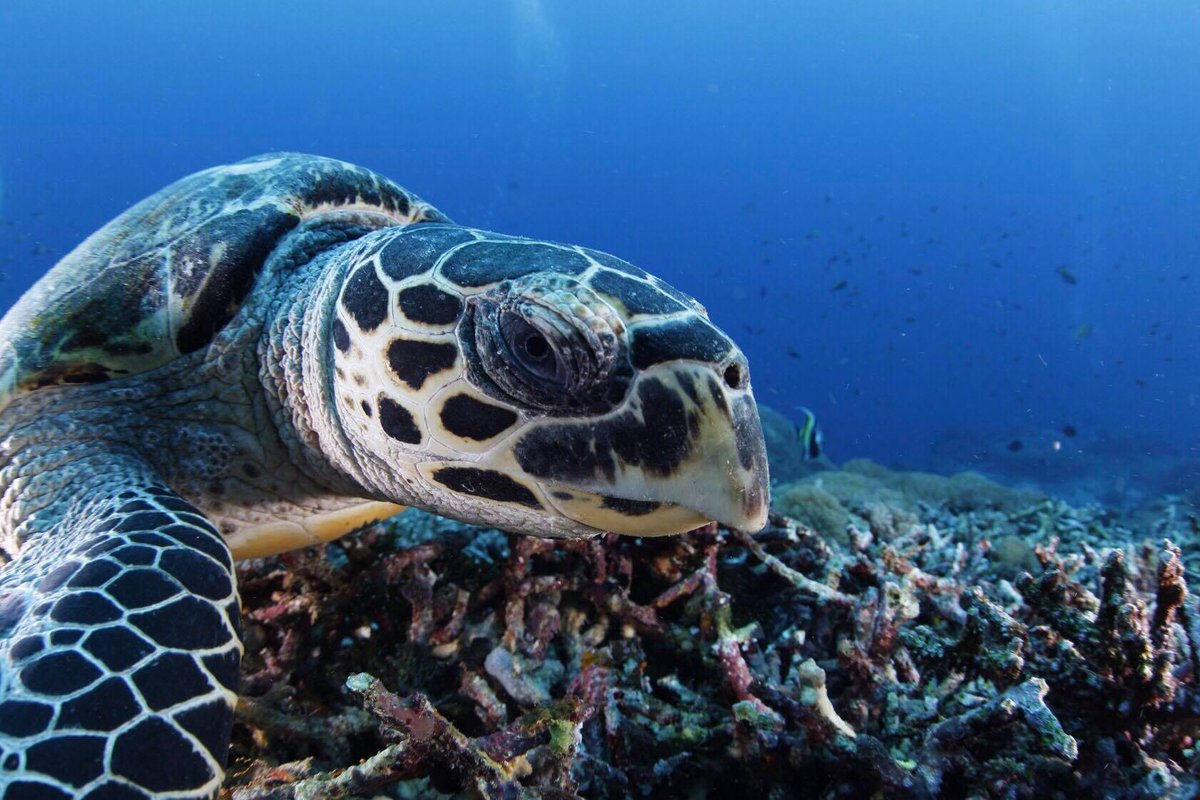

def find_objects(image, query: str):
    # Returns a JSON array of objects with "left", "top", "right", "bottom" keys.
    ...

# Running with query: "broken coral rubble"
[{"left": 226, "top": 459, "right": 1200, "bottom": 799}]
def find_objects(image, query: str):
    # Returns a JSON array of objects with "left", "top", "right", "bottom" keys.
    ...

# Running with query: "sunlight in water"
[{"left": 513, "top": 0, "right": 566, "bottom": 103}]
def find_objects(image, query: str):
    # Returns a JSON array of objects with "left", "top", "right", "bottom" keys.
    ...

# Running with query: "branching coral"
[{"left": 226, "top": 472, "right": 1200, "bottom": 799}]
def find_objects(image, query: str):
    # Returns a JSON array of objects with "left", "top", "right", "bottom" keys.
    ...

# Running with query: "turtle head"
[{"left": 327, "top": 224, "right": 768, "bottom": 538}]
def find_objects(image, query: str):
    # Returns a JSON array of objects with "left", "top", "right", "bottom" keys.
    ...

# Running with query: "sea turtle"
[{"left": 0, "top": 153, "right": 768, "bottom": 798}]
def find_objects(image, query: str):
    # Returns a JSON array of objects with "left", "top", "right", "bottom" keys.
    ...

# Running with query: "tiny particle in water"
[
  {"left": 1055, "top": 265, "right": 1078, "bottom": 285},
  {"left": 1006, "top": 439, "right": 1024, "bottom": 452},
  {"left": 1062, "top": 424, "right": 1077, "bottom": 438}
]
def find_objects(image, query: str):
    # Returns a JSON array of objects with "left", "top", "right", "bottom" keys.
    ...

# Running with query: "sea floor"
[{"left": 221, "top": 456, "right": 1200, "bottom": 799}]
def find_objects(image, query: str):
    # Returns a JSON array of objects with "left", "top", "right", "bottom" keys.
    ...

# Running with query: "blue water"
[{"left": 1, "top": 1, "right": 1197, "bottom": 478}]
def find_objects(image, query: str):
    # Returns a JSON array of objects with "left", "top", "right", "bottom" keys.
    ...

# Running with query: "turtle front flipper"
[{"left": 0, "top": 451, "right": 241, "bottom": 799}]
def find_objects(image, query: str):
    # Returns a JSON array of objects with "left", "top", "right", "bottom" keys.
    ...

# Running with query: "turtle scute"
[{"left": 0, "top": 153, "right": 446, "bottom": 412}]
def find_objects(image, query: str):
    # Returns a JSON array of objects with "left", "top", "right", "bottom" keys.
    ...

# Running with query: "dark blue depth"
[{"left": 1, "top": 0, "right": 1196, "bottom": 483}]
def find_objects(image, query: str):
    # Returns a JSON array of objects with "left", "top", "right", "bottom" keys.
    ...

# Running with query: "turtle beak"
[
  {"left": 634, "top": 365, "right": 770, "bottom": 532},
  {"left": 700, "top": 393, "right": 770, "bottom": 531}
]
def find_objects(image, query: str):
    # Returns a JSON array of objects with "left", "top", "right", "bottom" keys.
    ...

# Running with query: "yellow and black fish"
[{"left": 796, "top": 406, "right": 823, "bottom": 460}]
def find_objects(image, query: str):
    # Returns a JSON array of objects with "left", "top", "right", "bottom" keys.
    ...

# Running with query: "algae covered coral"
[{"left": 223, "top": 452, "right": 1200, "bottom": 799}]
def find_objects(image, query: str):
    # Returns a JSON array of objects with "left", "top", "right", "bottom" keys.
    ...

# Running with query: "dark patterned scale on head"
[
  {"left": 0, "top": 153, "right": 447, "bottom": 410},
  {"left": 324, "top": 220, "right": 770, "bottom": 536}
]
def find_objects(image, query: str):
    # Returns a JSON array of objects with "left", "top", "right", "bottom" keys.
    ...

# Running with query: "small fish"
[
  {"left": 1006, "top": 439, "right": 1024, "bottom": 453},
  {"left": 1062, "top": 424, "right": 1077, "bottom": 438},
  {"left": 1055, "top": 265, "right": 1078, "bottom": 285},
  {"left": 831, "top": 280, "right": 848, "bottom": 292},
  {"left": 1073, "top": 323, "right": 1093, "bottom": 341},
  {"left": 795, "top": 407, "right": 824, "bottom": 460}
]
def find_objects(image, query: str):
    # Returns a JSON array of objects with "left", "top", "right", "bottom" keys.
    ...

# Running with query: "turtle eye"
[
  {"left": 500, "top": 315, "right": 565, "bottom": 386},
  {"left": 522, "top": 331, "right": 549, "bottom": 361},
  {"left": 468, "top": 274, "right": 628, "bottom": 413}
]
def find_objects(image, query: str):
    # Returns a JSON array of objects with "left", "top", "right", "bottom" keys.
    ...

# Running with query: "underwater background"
[
  {"left": 3, "top": 5, "right": 1200, "bottom": 797},
  {"left": 1, "top": 1, "right": 1198, "bottom": 506}
]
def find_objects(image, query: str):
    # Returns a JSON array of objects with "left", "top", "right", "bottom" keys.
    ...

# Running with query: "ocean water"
[{"left": 0, "top": 1, "right": 1197, "bottom": 498}]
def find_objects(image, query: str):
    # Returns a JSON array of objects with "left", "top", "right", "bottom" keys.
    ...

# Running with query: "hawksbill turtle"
[{"left": 0, "top": 153, "right": 768, "bottom": 798}]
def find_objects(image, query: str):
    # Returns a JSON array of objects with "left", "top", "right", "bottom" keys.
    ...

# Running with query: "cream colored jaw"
[{"left": 542, "top": 485, "right": 711, "bottom": 537}]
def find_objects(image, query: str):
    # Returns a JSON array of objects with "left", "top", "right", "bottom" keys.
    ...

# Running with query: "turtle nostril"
[{"left": 723, "top": 362, "right": 747, "bottom": 390}]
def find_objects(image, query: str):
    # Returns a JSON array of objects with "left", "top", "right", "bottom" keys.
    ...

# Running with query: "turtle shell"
[{"left": 0, "top": 153, "right": 447, "bottom": 410}]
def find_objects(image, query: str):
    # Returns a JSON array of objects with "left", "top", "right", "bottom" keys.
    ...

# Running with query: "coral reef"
[{"left": 223, "top": 466, "right": 1200, "bottom": 799}]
